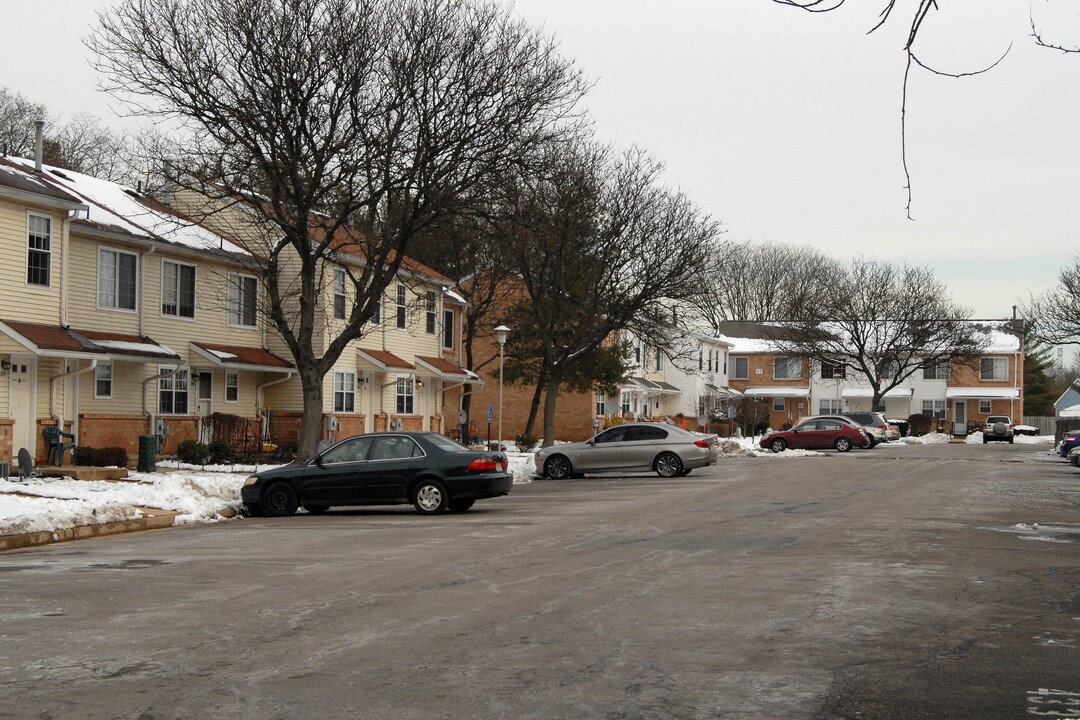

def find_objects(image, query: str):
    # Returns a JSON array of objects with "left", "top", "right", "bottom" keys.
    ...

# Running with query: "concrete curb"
[{"left": 0, "top": 506, "right": 237, "bottom": 552}]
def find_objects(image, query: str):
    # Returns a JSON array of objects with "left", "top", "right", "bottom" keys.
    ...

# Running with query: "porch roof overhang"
[
  {"left": 190, "top": 342, "right": 294, "bottom": 373},
  {"left": 840, "top": 387, "right": 914, "bottom": 399},
  {"left": 705, "top": 383, "right": 743, "bottom": 397},
  {"left": 0, "top": 319, "right": 182, "bottom": 363},
  {"left": 622, "top": 377, "right": 662, "bottom": 392},
  {"left": 945, "top": 387, "right": 1020, "bottom": 400},
  {"left": 654, "top": 380, "right": 681, "bottom": 395},
  {"left": 744, "top": 385, "right": 811, "bottom": 398},
  {"left": 356, "top": 348, "right": 415, "bottom": 373},
  {"left": 414, "top": 355, "right": 481, "bottom": 383}
]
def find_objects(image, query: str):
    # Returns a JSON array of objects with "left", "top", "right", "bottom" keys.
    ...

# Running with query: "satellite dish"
[{"left": 458, "top": 409, "right": 468, "bottom": 424}]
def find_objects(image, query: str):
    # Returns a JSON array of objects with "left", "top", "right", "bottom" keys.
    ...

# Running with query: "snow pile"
[
  {"left": 749, "top": 447, "right": 826, "bottom": 458},
  {"left": 505, "top": 453, "right": 537, "bottom": 483},
  {"left": 1014, "top": 434, "right": 1054, "bottom": 445},
  {"left": 0, "top": 493, "right": 141, "bottom": 536},
  {"left": 899, "top": 433, "right": 952, "bottom": 445}
]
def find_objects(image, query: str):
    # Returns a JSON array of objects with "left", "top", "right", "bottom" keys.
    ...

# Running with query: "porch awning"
[
  {"left": 356, "top": 348, "right": 415, "bottom": 372},
  {"left": 840, "top": 387, "right": 914, "bottom": 399},
  {"left": 654, "top": 380, "right": 682, "bottom": 395},
  {"left": 191, "top": 342, "right": 294, "bottom": 373},
  {"left": 414, "top": 355, "right": 482, "bottom": 383},
  {"left": 945, "top": 387, "right": 1020, "bottom": 400},
  {"left": 622, "top": 377, "right": 662, "bottom": 392},
  {"left": 0, "top": 319, "right": 181, "bottom": 362},
  {"left": 743, "top": 386, "right": 811, "bottom": 398},
  {"left": 705, "top": 383, "right": 743, "bottom": 398}
]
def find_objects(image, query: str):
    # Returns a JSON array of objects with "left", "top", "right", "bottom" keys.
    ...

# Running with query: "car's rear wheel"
[
  {"left": 655, "top": 452, "right": 682, "bottom": 478},
  {"left": 303, "top": 505, "right": 329, "bottom": 514},
  {"left": 261, "top": 482, "right": 299, "bottom": 517},
  {"left": 449, "top": 498, "right": 475, "bottom": 512},
  {"left": 544, "top": 455, "right": 572, "bottom": 480},
  {"left": 866, "top": 437, "right": 877, "bottom": 449},
  {"left": 413, "top": 479, "right": 449, "bottom": 515},
  {"left": 834, "top": 437, "right": 853, "bottom": 452},
  {"left": 770, "top": 438, "right": 787, "bottom": 453}
]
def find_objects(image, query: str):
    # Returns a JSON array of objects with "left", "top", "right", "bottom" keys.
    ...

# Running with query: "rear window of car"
[
  {"left": 987, "top": 416, "right": 1011, "bottom": 423},
  {"left": 425, "top": 433, "right": 471, "bottom": 453}
]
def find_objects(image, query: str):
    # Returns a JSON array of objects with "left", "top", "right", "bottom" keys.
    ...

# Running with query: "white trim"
[
  {"left": 160, "top": 257, "right": 198, "bottom": 321},
  {"left": 96, "top": 245, "right": 139, "bottom": 313},
  {"left": 225, "top": 370, "right": 240, "bottom": 403},
  {"left": 26, "top": 211, "right": 52, "bottom": 288},
  {"left": 944, "top": 387, "right": 1019, "bottom": 400},
  {"left": 227, "top": 271, "right": 259, "bottom": 329},
  {"left": 93, "top": 361, "right": 113, "bottom": 399}
]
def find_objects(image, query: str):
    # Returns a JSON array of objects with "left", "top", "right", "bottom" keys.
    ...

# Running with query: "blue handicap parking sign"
[{"left": 488, "top": 404, "right": 494, "bottom": 422}]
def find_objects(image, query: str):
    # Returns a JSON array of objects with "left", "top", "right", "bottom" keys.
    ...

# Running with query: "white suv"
[{"left": 982, "top": 416, "right": 1014, "bottom": 444}]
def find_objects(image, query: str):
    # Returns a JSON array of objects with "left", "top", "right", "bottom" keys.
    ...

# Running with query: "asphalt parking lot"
[{"left": 1, "top": 441, "right": 1078, "bottom": 719}]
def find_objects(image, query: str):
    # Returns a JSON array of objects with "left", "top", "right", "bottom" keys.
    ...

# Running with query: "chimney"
[{"left": 34, "top": 120, "right": 45, "bottom": 171}]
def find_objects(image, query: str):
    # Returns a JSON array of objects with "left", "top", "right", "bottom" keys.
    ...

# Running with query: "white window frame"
[
  {"left": 980, "top": 357, "right": 1008, "bottom": 381},
  {"left": 396, "top": 376, "right": 415, "bottom": 414},
  {"left": 370, "top": 294, "right": 381, "bottom": 325},
  {"left": 97, "top": 247, "right": 138, "bottom": 312},
  {"left": 27, "top": 212, "right": 52, "bottom": 287},
  {"left": 425, "top": 290, "right": 437, "bottom": 335},
  {"left": 442, "top": 308, "right": 454, "bottom": 350},
  {"left": 979, "top": 399, "right": 992, "bottom": 414},
  {"left": 396, "top": 284, "right": 407, "bottom": 329},
  {"left": 161, "top": 259, "right": 196, "bottom": 319},
  {"left": 922, "top": 361, "right": 951, "bottom": 381},
  {"left": 772, "top": 397, "right": 786, "bottom": 412},
  {"left": 158, "top": 366, "right": 189, "bottom": 415},
  {"left": 773, "top": 357, "right": 800, "bottom": 380},
  {"left": 820, "top": 362, "right": 845, "bottom": 380},
  {"left": 333, "top": 370, "right": 356, "bottom": 413},
  {"left": 94, "top": 362, "right": 113, "bottom": 399},
  {"left": 225, "top": 370, "right": 240, "bottom": 403},
  {"left": 228, "top": 272, "right": 259, "bottom": 328},
  {"left": 922, "top": 399, "right": 946, "bottom": 419},
  {"left": 596, "top": 392, "right": 606, "bottom": 416},
  {"left": 621, "top": 392, "right": 631, "bottom": 415},
  {"left": 333, "top": 268, "right": 347, "bottom": 321},
  {"left": 819, "top": 398, "right": 842, "bottom": 414},
  {"left": 731, "top": 357, "right": 749, "bottom": 380},
  {"left": 655, "top": 348, "right": 663, "bottom": 372}
]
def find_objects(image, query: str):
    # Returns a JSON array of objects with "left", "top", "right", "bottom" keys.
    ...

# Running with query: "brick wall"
[{"left": 0, "top": 419, "right": 12, "bottom": 466}]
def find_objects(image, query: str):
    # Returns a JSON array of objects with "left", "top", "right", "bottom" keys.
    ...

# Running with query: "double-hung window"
[
  {"left": 98, "top": 248, "right": 138, "bottom": 311},
  {"left": 158, "top": 367, "right": 189, "bottom": 414},
  {"left": 333, "top": 371, "right": 356, "bottom": 413},
  {"left": 922, "top": 361, "right": 951, "bottom": 380},
  {"left": 979, "top": 399, "right": 992, "bottom": 414},
  {"left": 370, "top": 295, "right": 381, "bottom": 325},
  {"left": 161, "top": 260, "right": 195, "bottom": 318},
  {"left": 820, "top": 362, "right": 846, "bottom": 380},
  {"left": 425, "top": 291, "right": 437, "bottom": 334},
  {"left": 774, "top": 357, "right": 800, "bottom": 380},
  {"left": 922, "top": 400, "right": 946, "bottom": 419},
  {"left": 333, "top": 268, "right": 347, "bottom": 320},
  {"left": 819, "top": 398, "right": 842, "bottom": 414},
  {"left": 596, "top": 392, "right": 606, "bottom": 416},
  {"left": 731, "top": 357, "right": 749, "bottom": 380},
  {"left": 655, "top": 349, "right": 663, "bottom": 371},
  {"left": 225, "top": 371, "right": 239, "bottom": 403},
  {"left": 442, "top": 309, "right": 454, "bottom": 350},
  {"left": 228, "top": 273, "right": 258, "bottom": 328},
  {"left": 396, "top": 284, "right": 407, "bottom": 329},
  {"left": 94, "top": 363, "right": 113, "bottom": 399},
  {"left": 980, "top": 357, "right": 1008, "bottom": 381},
  {"left": 27, "top": 213, "right": 51, "bottom": 286},
  {"left": 396, "top": 376, "right": 414, "bottom": 414}
]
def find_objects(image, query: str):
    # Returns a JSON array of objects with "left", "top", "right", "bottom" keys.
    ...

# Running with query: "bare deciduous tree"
[
  {"left": 89, "top": 0, "right": 589, "bottom": 458},
  {"left": 1023, "top": 254, "right": 1080, "bottom": 346}
]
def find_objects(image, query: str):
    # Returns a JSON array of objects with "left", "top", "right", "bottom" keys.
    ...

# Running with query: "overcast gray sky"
[{"left": 4, "top": 1, "right": 1079, "bottom": 322}]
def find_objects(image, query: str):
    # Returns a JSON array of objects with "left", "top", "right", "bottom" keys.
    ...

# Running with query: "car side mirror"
[{"left": 315, "top": 455, "right": 325, "bottom": 468}]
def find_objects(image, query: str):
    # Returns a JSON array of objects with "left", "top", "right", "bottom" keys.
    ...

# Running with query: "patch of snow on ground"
[
  {"left": 505, "top": 453, "right": 536, "bottom": 483},
  {"left": 0, "top": 490, "right": 143, "bottom": 536},
  {"left": 899, "top": 432, "right": 952, "bottom": 445}
]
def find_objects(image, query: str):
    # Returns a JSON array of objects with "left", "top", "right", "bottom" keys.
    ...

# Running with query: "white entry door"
[
  {"left": 9, "top": 356, "right": 35, "bottom": 458},
  {"left": 197, "top": 370, "right": 213, "bottom": 443},
  {"left": 953, "top": 400, "right": 967, "bottom": 436}
]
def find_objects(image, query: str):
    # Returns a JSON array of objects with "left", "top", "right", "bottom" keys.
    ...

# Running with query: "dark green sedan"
[{"left": 242, "top": 432, "right": 513, "bottom": 516}]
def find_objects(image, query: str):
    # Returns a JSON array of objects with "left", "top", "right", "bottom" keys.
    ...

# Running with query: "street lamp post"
[{"left": 494, "top": 325, "right": 510, "bottom": 452}]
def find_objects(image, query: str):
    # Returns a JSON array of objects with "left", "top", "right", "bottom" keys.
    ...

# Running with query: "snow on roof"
[
  {"left": 6, "top": 157, "right": 249, "bottom": 257},
  {"left": 93, "top": 339, "right": 181, "bottom": 358}
]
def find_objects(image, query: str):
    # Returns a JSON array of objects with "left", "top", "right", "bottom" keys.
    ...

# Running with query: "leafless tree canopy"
[
  {"left": 501, "top": 140, "right": 722, "bottom": 445},
  {"left": 1023, "top": 254, "right": 1080, "bottom": 346},
  {"left": 88, "top": 0, "right": 589, "bottom": 457},
  {"left": 774, "top": 257, "right": 986, "bottom": 407}
]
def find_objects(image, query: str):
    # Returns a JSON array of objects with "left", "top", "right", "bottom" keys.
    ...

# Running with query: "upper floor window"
[
  {"left": 731, "top": 357, "right": 749, "bottom": 380},
  {"left": 98, "top": 248, "right": 138, "bottom": 311},
  {"left": 655, "top": 348, "right": 663, "bottom": 371},
  {"left": 442, "top": 308, "right": 454, "bottom": 350},
  {"left": 425, "top": 291, "right": 437, "bottom": 334},
  {"left": 333, "top": 268, "right": 347, "bottom": 320},
  {"left": 94, "top": 362, "right": 113, "bottom": 399},
  {"left": 334, "top": 370, "right": 356, "bottom": 413},
  {"left": 370, "top": 294, "right": 381, "bottom": 325},
  {"left": 698, "top": 348, "right": 703, "bottom": 371},
  {"left": 158, "top": 367, "right": 189, "bottom": 415},
  {"left": 980, "top": 357, "right": 1008, "bottom": 381},
  {"left": 396, "top": 284, "right": 407, "bottom": 329},
  {"left": 27, "top": 213, "right": 51, "bottom": 287},
  {"left": 228, "top": 273, "right": 258, "bottom": 328},
  {"left": 773, "top": 357, "right": 800, "bottom": 380},
  {"left": 820, "top": 362, "right": 846, "bottom": 380},
  {"left": 161, "top": 260, "right": 195, "bottom": 318},
  {"left": 922, "top": 360, "right": 951, "bottom": 380}
]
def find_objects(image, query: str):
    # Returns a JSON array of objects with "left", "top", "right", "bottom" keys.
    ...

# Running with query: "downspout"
[
  {"left": 50, "top": 359, "right": 98, "bottom": 432},
  {"left": 441, "top": 376, "right": 477, "bottom": 437},
  {"left": 256, "top": 372, "right": 294, "bottom": 444}
]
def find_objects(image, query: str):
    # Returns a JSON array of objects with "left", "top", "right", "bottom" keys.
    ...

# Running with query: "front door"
[
  {"left": 953, "top": 400, "right": 967, "bottom": 436},
  {"left": 583, "top": 426, "right": 629, "bottom": 472},
  {"left": 9, "top": 356, "right": 35, "bottom": 459},
  {"left": 197, "top": 370, "right": 213, "bottom": 443}
]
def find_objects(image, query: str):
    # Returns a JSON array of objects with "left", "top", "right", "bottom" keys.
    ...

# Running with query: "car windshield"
[{"left": 423, "top": 433, "right": 472, "bottom": 453}]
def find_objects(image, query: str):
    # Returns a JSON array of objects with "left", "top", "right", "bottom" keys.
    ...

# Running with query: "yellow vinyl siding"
[{"left": 0, "top": 200, "right": 62, "bottom": 324}]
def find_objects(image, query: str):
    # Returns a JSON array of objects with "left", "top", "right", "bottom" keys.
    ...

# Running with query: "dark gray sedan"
[{"left": 534, "top": 422, "right": 718, "bottom": 479}]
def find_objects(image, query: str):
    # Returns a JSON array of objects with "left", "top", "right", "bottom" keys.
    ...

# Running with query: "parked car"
[
  {"left": 982, "top": 416, "right": 1014, "bottom": 444},
  {"left": 843, "top": 412, "right": 892, "bottom": 446},
  {"left": 760, "top": 418, "right": 869, "bottom": 453},
  {"left": 802, "top": 414, "right": 885, "bottom": 448},
  {"left": 534, "top": 423, "right": 718, "bottom": 479},
  {"left": 1068, "top": 446, "right": 1080, "bottom": 467},
  {"left": 241, "top": 432, "right": 513, "bottom": 516},
  {"left": 885, "top": 423, "right": 901, "bottom": 441},
  {"left": 1059, "top": 432, "right": 1080, "bottom": 458}
]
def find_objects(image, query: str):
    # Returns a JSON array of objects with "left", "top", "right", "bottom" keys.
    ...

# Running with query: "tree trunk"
[
  {"left": 541, "top": 372, "right": 563, "bottom": 447},
  {"left": 523, "top": 381, "right": 545, "bottom": 439},
  {"left": 296, "top": 369, "right": 326, "bottom": 460}
]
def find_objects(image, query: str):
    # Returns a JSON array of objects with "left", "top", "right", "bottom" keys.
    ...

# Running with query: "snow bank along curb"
[{"left": 0, "top": 507, "right": 181, "bottom": 552}]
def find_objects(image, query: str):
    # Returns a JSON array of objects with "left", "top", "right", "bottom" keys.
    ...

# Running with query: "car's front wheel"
[
  {"left": 835, "top": 437, "right": 853, "bottom": 452},
  {"left": 770, "top": 438, "right": 787, "bottom": 453},
  {"left": 261, "top": 482, "right": 299, "bottom": 517},
  {"left": 544, "top": 454, "right": 572, "bottom": 480},
  {"left": 655, "top": 452, "right": 682, "bottom": 478},
  {"left": 412, "top": 479, "right": 449, "bottom": 515}
]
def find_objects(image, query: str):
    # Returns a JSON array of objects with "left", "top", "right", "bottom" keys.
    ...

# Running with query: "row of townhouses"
[
  {"left": 1, "top": 152, "right": 1025, "bottom": 465},
  {"left": 0, "top": 153, "right": 477, "bottom": 465}
]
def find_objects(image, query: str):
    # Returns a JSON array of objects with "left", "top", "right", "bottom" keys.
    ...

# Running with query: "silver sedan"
[{"left": 534, "top": 422, "right": 718, "bottom": 479}]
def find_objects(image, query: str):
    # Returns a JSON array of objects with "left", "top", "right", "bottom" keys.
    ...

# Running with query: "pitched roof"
[
  {"left": 356, "top": 348, "right": 415, "bottom": 371},
  {"left": 0, "top": 320, "right": 181, "bottom": 361},
  {"left": 0, "top": 158, "right": 86, "bottom": 207},
  {"left": 191, "top": 342, "right": 294, "bottom": 371}
]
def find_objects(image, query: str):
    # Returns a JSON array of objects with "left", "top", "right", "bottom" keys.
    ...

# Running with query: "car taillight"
[
  {"left": 694, "top": 439, "right": 710, "bottom": 448},
  {"left": 467, "top": 457, "right": 502, "bottom": 472},
  {"left": 1067, "top": 435, "right": 1077, "bottom": 442}
]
